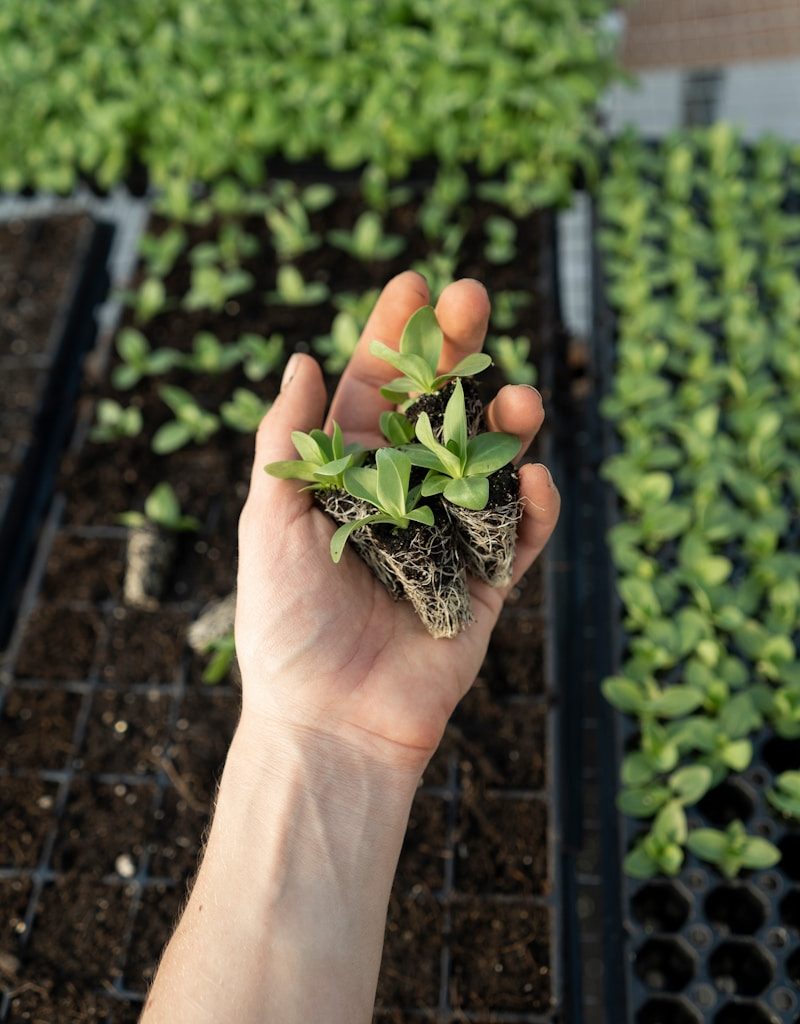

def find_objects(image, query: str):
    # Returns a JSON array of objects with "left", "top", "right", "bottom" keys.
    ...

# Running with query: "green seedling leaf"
[
  {"left": 380, "top": 412, "right": 415, "bottom": 446},
  {"left": 465, "top": 432, "right": 521, "bottom": 477},
  {"left": 443, "top": 476, "right": 489, "bottom": 510},
  {"left": 376, "top": 448, "right": 411, "bottom": 519}
]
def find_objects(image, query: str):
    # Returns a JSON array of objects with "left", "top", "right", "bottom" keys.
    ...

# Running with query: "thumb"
[{"left": 247, "top": 353, "right": 328, "bottom": 513}]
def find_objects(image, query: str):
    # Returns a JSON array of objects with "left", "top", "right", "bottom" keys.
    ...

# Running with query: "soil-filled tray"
[
  {"left": 0, "top": 180, "right": 562, "bottom": 1023},
  {"left": 0, "top": 214, "right": 113, "bottom": 644},
  {"left": 589, "top": 145, "right": 800, "bottom": 1024}
]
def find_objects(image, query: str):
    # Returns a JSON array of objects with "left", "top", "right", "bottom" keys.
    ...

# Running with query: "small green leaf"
[
  {"left": 617, "top": 785, "right": 670, "bottom": 818},
  {"left": 602, "top": 676, "right": 645, "bottom": 714},
  {"left": 624, "top": 844, "right": 658, "bottom": 880},
  {"left": 442, "top": 380, "right": 468, "bottom": 458},
  {"left": 144, "top": 483, "right": 180, "bottom": 526},
  {"left": 291, "top": 430, "right": 325, "bottom": 464},
  {"left": 152, "top": 421, "right": 193, "bottom": 454},
  {"left": 686, "top": 827, "right": 729, "bottom": 862},
  {"left": 330, "top": 518, "right": 372, "bottom": 563},
  {"left": 443, "top": 476, "right": 489, "bottom": 510},
  {"left": 420, "top": 473, "right": 449, "bottom": 497},
  {"left": 379, "top": 412, "right": 414, "bottom": 446},
  {"left": 399, "top": 305, "right": 442, "bottom": 370},
  {"left": 650, "top": 687, "right": 705, "bottom": 718},
  {"left": 740, "top": 836, "right": 781, "bottom": 870},
  {"left": 465, "top": 432, "right": 521, "bottom": 477},
  {"left": 376, "top": 448, "right": 410, "bottom": 518},
  {"left": 415, "top": 413, "right": 462, "bottom": 478},
  {"left": 263, "top": 460, "right": 319, "bottom": 483},
  {"left": 444, "top": 352, "right": 493, "bottom": 379},
  {"left": 344, "top": 467, "right": 380, "bottom": 505},
  {"left": 669, "top": 765, "right": 713, "bottom": 805}
]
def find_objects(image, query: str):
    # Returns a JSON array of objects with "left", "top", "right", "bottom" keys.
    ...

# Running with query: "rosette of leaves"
[
  {"left": 180, "top": 332, "right": 242, "bottom": 375},
  {"left": 153, "top": 387, "right": 220, "bottom": 454},
  {"left": 313, "top": 311, "right": 360, "bottom": 374},
  {"left": 111, "top": 329, "right": 180, "bottom": 390},
  {"left": 369, "top": 305, "right": 489, "bottom": 438},
  {"left": 89, "top": 399, "right": 143, "bottom": 443},
  {"left": 405, "top": 380, "right": 521, "bottom": 586},
  {"left": 767, "top": 771, "right": 800, "bottom": 820},
  {"left": 118, "top": 483, "right": 200, "bottom": 610},
  {"left": 327, "top": 212, "right": 405, "bottom": 262},
  {"left": 334, "top": 448, "right": 472, "bottom": 639},
  {"left": 686, "top": 820, "right": 780, "bottom": 879},
  {"left": 220, "top": 389, "right": 270, "bottom": 433},
  {"left": 624, "top": 800, "right": 688, "bottom": 879},
  {"left": 265, "top": 425, "right": 407, "bottom": 600}
]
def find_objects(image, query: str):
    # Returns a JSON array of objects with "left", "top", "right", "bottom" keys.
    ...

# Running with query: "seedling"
[
  {"left": 220, "top": 389, "right": 270, "bottom": 433},
  {"left": 152, "top": 386, "right": 220, "bottom": 454},
  {"left": 312, "top": 311, "right": 360, "bottom": 374},
  {"left": 405, "top": 381, "right": 521, "bottom": 586},
  {"left": 488, "top": 335, "right": 537, "bottom": 386},
  {"left": 111, "top": 329, "right": 180, "bottom": 390},
  {"left": 686, "top": 820, "right": 781, "bottom": 879},
  {"left": 118, "top": 482, "right": 199, "bottom": 610},
  {"left": 202, "top": 631, "right": 236, "bottom": 685},
  {"left": 767, "top": 771, "right": 800, "bottom": 820},
  {"left": 328, "top": 212, "right": 405, "bottom": 262},
  {"left": 190, "top": 223, "right": 258, "bottom": 270},
  {"left": 265, "top": 197, "right": 321, "bottom": 261},
  {"left": 138, "top": 226, "right": 187, "bottom": 279},
  {"left": 617, "top": 765, "right": 713, "bottom": 819},
  {"left": 264, "top": 422, "right": 364, "bottom": 491},
  {"left": 331, "top": 448, "right": 435, "bottom": 562},
  {"left": 238, "top": 332, "right": 285, "bottom": 382},
  {"left": 483, "top": 215, "right": 517, "bottom": 264},
  {"left": 267, "top": 265, "right": 329, "bottom": 306},
  {"left": 406, "top": 381, "right": 519, "bottom": 511},
  {"left": 122, "top": 277, "right": 169, "bottom": 323},
  {"left": 89, "top": 399, "right": 143, "bottom": 443},
  {"left": 118, "top": 482, "right": 201, "bottom": 533},
  {"left": 624, "top": 801, "right": 688, "bottom": 879},
  {"left": 183, "top": 265, "right": 254, "bottom": 312},
  {"left": 370, "top": 305, "right": 491, "bottom": 403},
  {"left": 360, "top": 166, "right": 413, "bottom": 213},
  {"left": 180, "top": 332, "right": 242, "bottom": 374}
]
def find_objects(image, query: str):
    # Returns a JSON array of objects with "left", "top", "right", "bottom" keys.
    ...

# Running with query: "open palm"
[{"left": 235, "top": 272, "right": 560, "bottom": 773}]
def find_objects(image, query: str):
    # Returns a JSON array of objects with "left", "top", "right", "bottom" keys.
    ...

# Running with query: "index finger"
[{"left": 325, "top": 270, "right": 430, "bottom": 442}]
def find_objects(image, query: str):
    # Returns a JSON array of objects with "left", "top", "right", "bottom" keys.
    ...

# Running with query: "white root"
[
  {"left": 447, "top": 497, "right": 522, "bottom": 587},
  {"left": 123, "top": 524, "right": 176, "bottom": 609}
]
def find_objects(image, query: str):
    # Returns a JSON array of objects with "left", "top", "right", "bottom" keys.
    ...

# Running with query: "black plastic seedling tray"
[
  {"left": 0, "top": 186, "right": 570, "bottom": 1023},
  {"left": 0, "top": 216, "right": 114, "bottom": 645},
  {"left": 588, "top": 195, "right": 800, "bottom": 1024}
]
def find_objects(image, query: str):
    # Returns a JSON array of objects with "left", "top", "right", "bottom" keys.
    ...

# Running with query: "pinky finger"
[{"left": 510, "top": 463, "right": 560, "bottom": 587}]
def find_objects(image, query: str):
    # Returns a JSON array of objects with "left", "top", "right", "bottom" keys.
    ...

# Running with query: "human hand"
[{"left": 235, "top": 272, "right": 560, "bottom": 776}]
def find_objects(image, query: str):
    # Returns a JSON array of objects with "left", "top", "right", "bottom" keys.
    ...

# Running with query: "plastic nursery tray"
[
  {"left": 0, "top": 188, "right": 567, "bottom": 1022},
  {"left": 588, "top": 198, "right": 800, "bottom": 1024},
  {"left": 0, "top": 215, "right": 114, "bottom": 645}
]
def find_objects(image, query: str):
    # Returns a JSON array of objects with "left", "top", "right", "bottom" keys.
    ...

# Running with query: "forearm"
[{"left": 141, "top": 710, "right": 420, "bottom": 1024}]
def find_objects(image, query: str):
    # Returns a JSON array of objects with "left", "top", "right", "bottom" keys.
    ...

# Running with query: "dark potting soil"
[
  {"left": 405, "top": 376, "right": 486, "bottom": 438},
  {"left": 0, "top": 187, "right": 554, "bottom": 1020},
  {"left": 0, "top": 776, "right": 58, "bottom": 869},
  {"left": 0, "top": 687, "right": 82, "bottom": 772}
]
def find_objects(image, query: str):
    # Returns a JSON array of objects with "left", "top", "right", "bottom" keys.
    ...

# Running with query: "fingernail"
[
  {"left": 281, "top": 353, "right": 300, "bottom": 391},
  {"left": 525, "top": 386, "right": 543, "bottom": 401}
]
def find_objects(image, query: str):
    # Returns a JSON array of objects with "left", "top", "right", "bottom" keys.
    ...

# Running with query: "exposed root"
[
  {"left": 123, "top": 525, "right": 176, "bottom": 609},
  {"left": 315, "top": 489, "right": 405, "bottom": 599},
  {"left": 448, "top": 496, "right": 522, "bottom": 587},
  {"left": 370, "top": 520, "right": 473, "bottom": 638}
]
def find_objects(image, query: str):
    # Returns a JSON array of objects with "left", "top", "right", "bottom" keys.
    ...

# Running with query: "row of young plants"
[
  {"left": 0, "top": 0, "right": 617, "bottom": 204},
  {"left": 598, "top": 126, "right": 800, "bottom": 879}
]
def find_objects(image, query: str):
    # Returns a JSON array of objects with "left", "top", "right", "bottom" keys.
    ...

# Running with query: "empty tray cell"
[
  {"left": 0, "top": 686, "right": 82, "bottom": 771},
  {"left": 778, "top": 835, "right": 800, "bottom": 881},
  {"left": 125, "top": 882, "right": 184, "bottom": 994},
  {"left": 0, "top": 776, "right": 58, "bottom": 868},
  {"left": 454, "top": 795, "right": 548, "bottom": 896},
  {"left": 762, "top": 735, "right": 800, "bottom": 775},
  {"left": 42, "top": 532, "right": 125, "bottom": 604},
  {"left": 788, "top": 947, "right": 800, "bottom": 988},
  {"left": 79, "top": 688, "right": 171, "bottom": 775},
  {"left": 705, "top": 884, "right": 767, "bottom": 935},
  {"left": 631, "top": 882, "right": 691, "bottom": 933},
  {"left": 698, "top": 780, "right": 756, "bottom": 828},
  {"left": 708, "top": 939, "right": 775, "bottom": 997},
  {"left": 713, "top": 1001, "right": 779, "bottom": 1024},
  {"left": 376, "top": 889, "right": 442, "bottom": 1010},
  {"left": 15, "top": 604, "right": 101, "bottom": 680},
  {"left": 634, "top": 938, "right": 696, "bottom": 993},
  {"left": 636, "top": 997, "right": 703, "bottom": 1024},
  {"left": 103, "top": 608, "right": 188, "bottom": 687},
  {"left": 392, "top": 794, "right": 448, "bottom": 896},
  {"left": 449, "top": 901, "right": 552, "bottom": 1014}
]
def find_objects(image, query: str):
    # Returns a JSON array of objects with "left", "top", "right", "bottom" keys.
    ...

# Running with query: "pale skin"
[{"left": 140, "top": 272, "right": 560, "bottom": 1024}]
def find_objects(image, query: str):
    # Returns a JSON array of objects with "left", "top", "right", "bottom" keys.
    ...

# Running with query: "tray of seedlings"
[
  {"left": 0, "top": 172, "right": 565, "bottom": 1023},
  {"left": 591, "top": 128, "right": 800, "bottom": 1024},
  {"left": 0, "top": 214, "right": 113, "bottom": 643}
]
